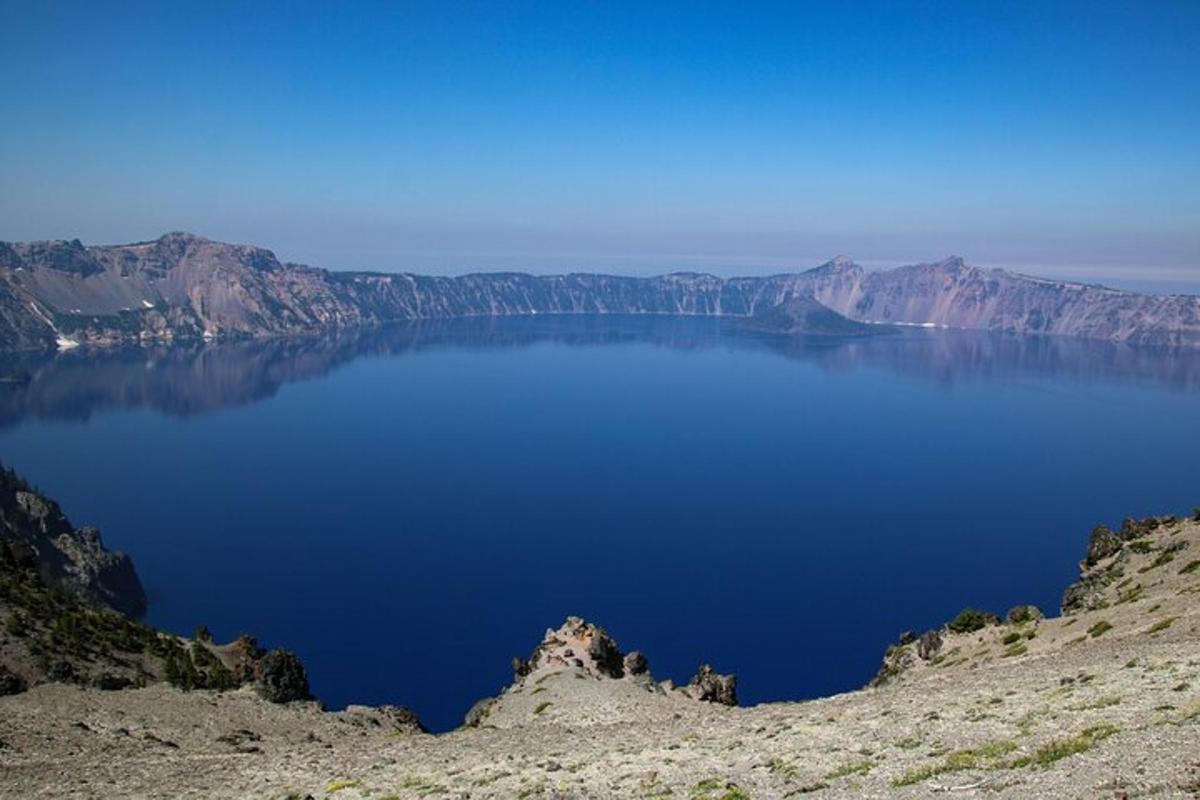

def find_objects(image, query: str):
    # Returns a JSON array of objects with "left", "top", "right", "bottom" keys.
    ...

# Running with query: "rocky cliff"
[
  {"left": 0, "top": 465, "right": 145, "bottom": 617},
  {"left": 0, "top": 464, "right": 323, "bottom": 707},
  {"left": 2, "top": 233, "right": 1198, "bottom": 351}
]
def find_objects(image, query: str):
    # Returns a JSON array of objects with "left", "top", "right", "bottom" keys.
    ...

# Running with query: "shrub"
[
  {"left": 947, "top": 608, "right": 998, "bottom": 634},
  {"left": 1005, "top": 605, "right": 1042, "bottom": 624},
  {"left": 1088, "top": 620, "right": 1113, "bottom": 638}
]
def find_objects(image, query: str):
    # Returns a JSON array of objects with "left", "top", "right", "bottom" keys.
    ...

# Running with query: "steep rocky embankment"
[
  {"left": 1, "top": 476, "right": 1199, "bottom": 798},
  {"left": 2, "top": 232, "right": 1198, "bottom": 351},
  {"left": 0, "top": 465, "right": 145, "bottom": 616}
]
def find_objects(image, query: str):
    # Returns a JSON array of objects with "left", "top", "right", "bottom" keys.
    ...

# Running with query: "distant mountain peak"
[
  {"left": 932, "top": 255, "right": 966, "bottom": 270},
  {"left": 154, "top": 231, "right": 210, "bottom": 246},
  {"left": 811, "top": 255, "right": 861, "bottom": 274}
]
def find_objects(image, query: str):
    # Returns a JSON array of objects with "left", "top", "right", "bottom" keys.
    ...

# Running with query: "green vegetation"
[
  {"left": 823, "top": 760, "right": 872, "bottom": 780},
  {"left": 0, "top": 540, "right": 240, "bottom": 692},
  {"left": 1146, "top": 617, "right": 1178, "bottom": 635},
  {"left": 1003, "top": 642, "right": 1028, "bottom": 658},
  {"left": 1127, "top": 539, "right": 1156, "bottom": 554},
  {"left": 325, "top": 779, "right": 362, "bottom": 793},
  {"left": 533, "top": 701, "right": 553, "bottom": 715},
  {"left": 1116, "top": 584, "right": 1145, "bottom": 604},
  {"left": 1179, "top": 560, "right": 1200, "bottom": 575},
  {"left": 892, "top": 740, "right": 1017, "bottom": 786},
  {"left": 1023, "top": 724, "right": 1120, "bottom": 766},
  {"left": 1006, "top": 605, "right": 1041, "bottom": 624},
  {"left": 1139, "top": 551, "right": 1176, "bottom": 572},
  {"left": 1001, "top": 632, "right": 1022, "bottom": 645},
  {"left": 947, "top": 608, "right": 998, "bottom": 634},
  {"left": 1067, "top": 696, "right": 1120, "bottom": 711},
  {"left": 1088, "top": 620, "right": 1113, "bottom": 638},
  {"left": 689, "top": 779, "right": 749, "bottom": 800}
]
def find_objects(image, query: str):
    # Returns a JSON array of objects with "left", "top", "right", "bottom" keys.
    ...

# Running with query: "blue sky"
[{"left": 1, "top": 1, "right": 1197, "bottom": 284}]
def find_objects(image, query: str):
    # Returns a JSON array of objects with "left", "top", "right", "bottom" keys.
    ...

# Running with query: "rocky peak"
[
  {"left": 515, "top": 616, "right": 632, "bottom": 680},
  {"left": 811, "top": 255, "right": 862, "bottom": 275},
  {"left": 467, "top": 616, "right": 739, "bottom": 728},
  {"left": 931, "top": 255, "right": 967, "bottom": 272}
]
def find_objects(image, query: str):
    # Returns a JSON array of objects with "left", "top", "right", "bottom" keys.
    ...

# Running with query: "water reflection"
[{"left": 2, "top": 315, "right": 1199, "bottom": 426}]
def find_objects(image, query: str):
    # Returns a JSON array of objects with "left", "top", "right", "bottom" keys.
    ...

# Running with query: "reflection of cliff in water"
[{"left": 1, "top": 315, "right": 1199, "bottom": 427}]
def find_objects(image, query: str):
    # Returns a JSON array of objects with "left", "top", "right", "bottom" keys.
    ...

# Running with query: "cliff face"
[
  {"left": 1, "top": 232, "right": 1198, "bottom": 351},
  {"left": 0, "top": 465, "right": 146, "bottom": 617},
  {"left": 813, "top": 257, "right": 1200, "bottom": 348}
]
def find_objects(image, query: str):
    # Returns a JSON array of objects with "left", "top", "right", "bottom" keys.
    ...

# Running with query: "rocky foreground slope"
[
  {"left": 1, "top": 477, "right": 1198, "bottom": 799},
  {"left": 2, "top": 232, "right": 1198, "bottom": 350}
]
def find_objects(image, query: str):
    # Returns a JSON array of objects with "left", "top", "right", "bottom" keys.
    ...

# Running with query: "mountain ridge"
[{"left": 1, "top": 232, "right": 1197, "bottom": 351}]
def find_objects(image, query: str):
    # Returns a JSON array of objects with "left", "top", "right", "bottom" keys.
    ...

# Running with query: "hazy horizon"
[{"left": 2, "top": 2, "right": 1197, "bottom": 287}]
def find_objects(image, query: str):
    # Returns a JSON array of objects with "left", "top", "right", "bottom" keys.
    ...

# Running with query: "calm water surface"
[{"left": 2, "top": 316, "right": 1199, "bottom": 731}]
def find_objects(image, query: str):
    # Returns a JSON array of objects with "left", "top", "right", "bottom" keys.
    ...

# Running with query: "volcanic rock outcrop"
[{"left": 465, "top": 616, "right": 737, "bottom": 729}]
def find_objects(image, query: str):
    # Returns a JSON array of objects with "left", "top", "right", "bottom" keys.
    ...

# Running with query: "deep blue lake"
[{"left": 2, "top": 315, "right": 1200, "bottom": 731}]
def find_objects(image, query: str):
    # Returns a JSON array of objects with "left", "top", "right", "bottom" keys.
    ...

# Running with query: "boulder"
[
  {"left": 685, "top": 664, "right": 737, "bottom": 706},
  {"left": 254, "top": 648, "right": 311, "bottom": 703},
  {"left": 463, "top": 697, "right": 496, "bottom": 728},
  {"left": 341, "top": 704, "right": 426, "bottom": 734},
  {"left": 917, "top": 629, "right": 943, "bottom": 661},
  {"left": 0, "top": 666, "right": 26, "bottom": 696},
  {"left": 1086, "top": 524, "right": 1123, "bottom": 565},
  {"left": 623, "top": 650, "right": 648, "bottom": 676},
  {"left": 586, "top": 627, "right": 625, "bottom": 678}
]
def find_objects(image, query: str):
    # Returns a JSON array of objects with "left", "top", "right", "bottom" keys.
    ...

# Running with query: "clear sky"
[{"left": 1, "top": 1, "right": 1197, "bottom": 284}]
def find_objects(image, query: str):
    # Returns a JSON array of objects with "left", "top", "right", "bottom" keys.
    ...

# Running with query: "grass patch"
[
  {"left": 824, "top": 760, "right": 872, "bottom": 780},
  {"left": 1003, "top": 642, "right": 1028, "bottom": 658},
  {"left": 1146, "top": 617, "right": 1178, "bottom": 635},
  {"left": 1179, "top": 560, "right": 1200, "bottom": 576},
  {"left": 1088, "top": 620, "right": 1113, "bottom": 638},
  {"left": 891, "top": 740, "right": 1017, "bottom": 786},
  {"left": 1025, "top": 724, "right": 1120, "bottom": 766},
  {"left": 1139, "top": 552, "right": 1175, "bottom": 572},
  {"left": 1068, "top": 695, "right": 1121, "bottom": 711},
  {"left": 533, "top": 701, "right": 553, "bottom": 715},
  {"left": 326, "top": 779, "right": 362, "bottom": 793},
  {"left": 1001, "top": 632, "right": 1022, "bottom": 645},
  {"left": 690, "top": 778, "right": 750, "bottom": 800},
  {"left": 1116, "top": 585, "right": 1145, "bottom": 604}
]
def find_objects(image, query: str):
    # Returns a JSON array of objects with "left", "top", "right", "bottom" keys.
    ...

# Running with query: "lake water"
[{"left": 2, "top": 315, "right": 1200, "bottom": 731}]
